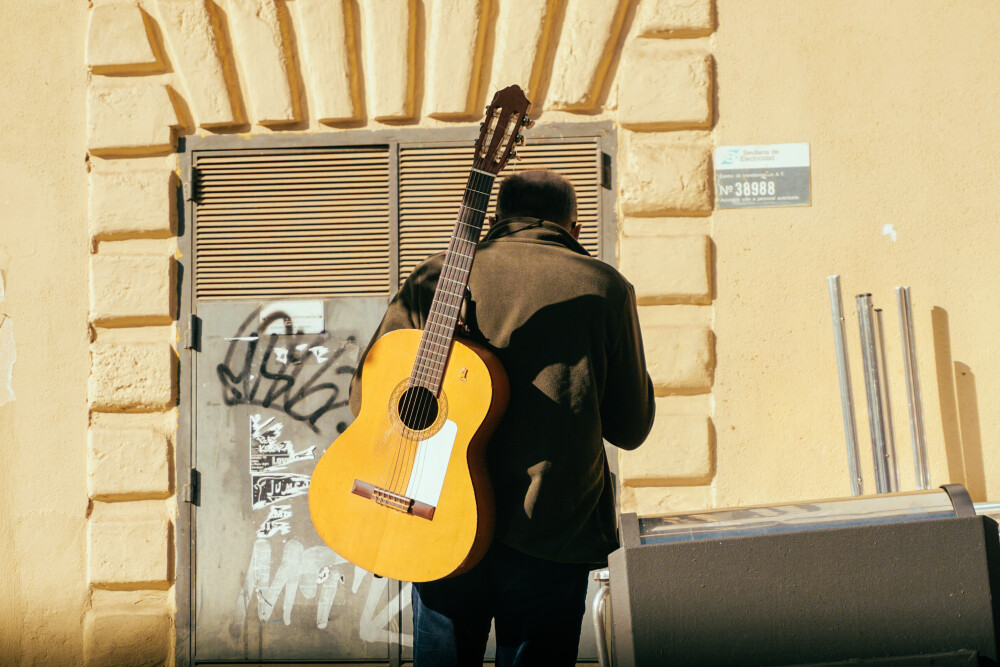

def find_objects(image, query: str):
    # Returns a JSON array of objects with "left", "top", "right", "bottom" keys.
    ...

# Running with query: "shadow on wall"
[{"left": 931, "top": 307, "right": 987, "bottom": 501}]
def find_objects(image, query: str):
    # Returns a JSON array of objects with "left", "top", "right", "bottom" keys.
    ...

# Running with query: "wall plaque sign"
[{"left": 715, "top": 143, "right": 811, "bottom": 209}]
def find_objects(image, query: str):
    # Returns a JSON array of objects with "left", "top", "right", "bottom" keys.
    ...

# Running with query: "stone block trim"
[
  {"left": 489, "top": 0, "right": 552, "bottom": 103},
  {"left": 620, "top": 234, "right": 711, "bottom": 305},
  {"left": 86, "top": 3, "right": 163, "bottom": 75},
  {"left": 155, "top": 0, "right": 240, "bottom": 127},
  {"left": 89, "top": 342, "right": 175, "bottom": 411},
  {"left": 620, "top": 131, "right": 713, "bottom": 215},
  {"left": 619, "top": 412, "right": 712, "bottom": 486},
  {"left": 635, "top": 0, "right": 715, "bottom": 37},
  {"left": 548, "top": 0, "right": 629, "bottom": 110},
  {"left": 89, "top": 161, "right": 174, "bottom": 239},
  {"left": 359, "top": 0, "right": 415, "bottom": 120},
  {"left": 644, "top": 325, "right": 714, "bottom": 394},
  {"left": 90, "top": 254, "right": 174, "bottom": 325},
  {"left": 227, "top": 0, "right": 299, "bottom": 125},
  {"left": 84, "top": 607, "right": 171, "bottom": 667},
  {"left": 620, "top": 44, "right": 713, "bottom": 130},
  {"left": 87, "top": 82, "right": 177, "bottom": 157},
  {"left": 295, "top": 0, "right": 358, "bottom": 123},
  {"left": 88, "top": 500, "right": 171, "bottom": 586},
  {"left": 619, "top": 484, "right": 713, "bottom": 516},
  {"left": 88, "top": 427, "right": 171, "bottom": 499},
  {"left": 426, "top": 0, "right": 487, "bottom": 118}
]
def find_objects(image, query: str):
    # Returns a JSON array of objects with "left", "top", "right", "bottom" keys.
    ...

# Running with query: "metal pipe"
[
  {"left": 857, "top": 294, "right": 890, "bottom": 493},
  {"left": 592, "top": 569, "right": 611, "bottom": 667},
  {"left": 874, "top": 308, "right": 900, "bottom": 492},
  {"left": 897, "top": 286, "right": 930, "bottom": 490},
  {"left": 828, "top": 276, "right": 863, "bottom": 496}
]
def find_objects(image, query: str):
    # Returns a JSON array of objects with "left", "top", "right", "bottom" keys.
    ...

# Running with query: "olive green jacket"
[{"left": 350, "top": 217, "right": 655, "bottom": 566}]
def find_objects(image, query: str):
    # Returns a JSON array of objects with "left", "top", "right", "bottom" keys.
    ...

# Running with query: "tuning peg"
[
  {"left": 514, "top": 134, "right": 525, "bottom": 146},
  {"left": 479, "top": 122, "right": 485, "bottom": 131},
  {"left": 521, "top": 116, "right": 535, "bottom": 128},
  {"left": 510, "top": 150, "right": 521, "bottom": 161}
]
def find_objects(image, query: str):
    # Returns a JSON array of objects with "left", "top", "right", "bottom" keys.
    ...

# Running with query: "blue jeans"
[{"left": 411, "top": 541, "right": 592, "bottom": 667}]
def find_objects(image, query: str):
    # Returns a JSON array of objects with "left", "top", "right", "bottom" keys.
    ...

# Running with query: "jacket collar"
[{"left": 482, "top": 216, "right": 591, "bottom": 257}]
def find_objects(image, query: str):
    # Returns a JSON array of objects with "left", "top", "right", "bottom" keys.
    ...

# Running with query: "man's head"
[{"left": 495, "top": 169, "right": 580, "bottom": 238}]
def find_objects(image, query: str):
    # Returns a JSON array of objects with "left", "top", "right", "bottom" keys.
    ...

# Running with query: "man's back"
[{"left": 352, "top": 216, "right": 655, "bottom": 566}]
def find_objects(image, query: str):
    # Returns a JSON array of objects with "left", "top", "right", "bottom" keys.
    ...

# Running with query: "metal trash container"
[{"left": 603, "top": 486, "right": 1000, "bottom": 666}]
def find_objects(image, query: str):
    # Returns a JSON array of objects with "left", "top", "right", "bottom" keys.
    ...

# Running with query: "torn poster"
[
  {"left": 252, "top": 473, "right": 311, "bottom": 510},
  {"left": 250, "top": 414, "right": 316, "bottom": 509},
  {"left": 250, "top": 414, "right": 316, "bottom": 474},
  {"left": 257, "top": 504, "right": 293, "bottom": 538}
]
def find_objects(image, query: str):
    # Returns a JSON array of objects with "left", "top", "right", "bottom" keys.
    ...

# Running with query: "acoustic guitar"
[{"left": 309, "top": 86, "right": 532, "bottom": 582}]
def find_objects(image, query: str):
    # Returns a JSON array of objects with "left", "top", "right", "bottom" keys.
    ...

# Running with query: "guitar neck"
[{"left": 409, "top": 168, "right": 496, "bottom": 394}]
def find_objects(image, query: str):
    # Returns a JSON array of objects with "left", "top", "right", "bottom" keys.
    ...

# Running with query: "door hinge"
[
  {"left": 182, "top": 468, "right": 201, "bottom": 505},
  {"left": 184, "top": 314, "right": 202, "bottom": 351},
  {"left": 601, "top": 152, "right": 612, "bottom": 190},
  {"left": 184, "top": 167, "right": 200, "bottom": 202}
]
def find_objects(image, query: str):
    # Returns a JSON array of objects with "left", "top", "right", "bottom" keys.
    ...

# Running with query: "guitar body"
[{"left": 309, "top": 328, "right": 509, "bottom": 582}]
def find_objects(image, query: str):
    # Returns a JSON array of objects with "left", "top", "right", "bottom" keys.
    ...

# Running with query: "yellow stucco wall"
[
  {"left": 0, "top": 1, "right": 90, "bottom": 663},
  {"left": 713, "top": 0, "right": 1000, "bottom": 506},
  {"left": 5, "top": 0, "right": 1000, "bottom": 663}
]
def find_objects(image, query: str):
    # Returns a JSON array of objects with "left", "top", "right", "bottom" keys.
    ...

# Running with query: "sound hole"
[{"left": 397, "top": 386, "right": 438, "bottom": 431}]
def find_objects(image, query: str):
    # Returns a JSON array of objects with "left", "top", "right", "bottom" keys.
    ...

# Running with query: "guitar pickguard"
[{"left": 405, "top": 419, "right": 458, "bottom": 509}]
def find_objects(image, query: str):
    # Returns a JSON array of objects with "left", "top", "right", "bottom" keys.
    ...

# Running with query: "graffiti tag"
[{"left": 217, "top": 308, "right": 358, "bottom": 432}]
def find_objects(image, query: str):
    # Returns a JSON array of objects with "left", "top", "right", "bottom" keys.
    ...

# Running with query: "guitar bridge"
[{"left": 351, "top": 479, "right": 435, "bottom": 520}]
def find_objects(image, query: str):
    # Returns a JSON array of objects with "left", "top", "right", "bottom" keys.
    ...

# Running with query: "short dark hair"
[{"left": 495, "top": 169, "right": 577, "bottom": 227}]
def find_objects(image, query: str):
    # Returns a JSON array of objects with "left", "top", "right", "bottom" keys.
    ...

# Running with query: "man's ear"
[{"left": 570, "top": 223, "right": 582, "bottom": 240}]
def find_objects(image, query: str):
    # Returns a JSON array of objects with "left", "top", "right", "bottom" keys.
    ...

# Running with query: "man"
[{"left": 349, "top": 169, "right": 655, "bottom": 666}]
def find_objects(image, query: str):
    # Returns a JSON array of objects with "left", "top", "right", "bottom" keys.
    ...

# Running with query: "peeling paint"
[{"left": 882, "top": 224, "right": 897, "bottom": 242}]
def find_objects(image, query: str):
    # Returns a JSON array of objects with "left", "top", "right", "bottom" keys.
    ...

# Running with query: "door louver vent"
[
  {"left": 398, "top": 140, "right": 601, "bottom": 283},
  {"left": 192, "top": 148, "right": 391, "bottom": 300}
]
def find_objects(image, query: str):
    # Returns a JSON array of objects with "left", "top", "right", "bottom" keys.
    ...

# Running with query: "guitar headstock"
[{"left": 473, "top": 85, "right": 533, "bottom": 174}]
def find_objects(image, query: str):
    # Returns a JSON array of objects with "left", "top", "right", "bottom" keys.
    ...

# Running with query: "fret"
[
  {"left": 419, "top": 338, "right": 451, "bottom": 354},
  {"left": 411, "top": 356, "right": 445, "bottom": 373},
  {"left": 406, "top": 166, "right": 501, "bottom": 395},
  {"left": 459, "top": 205, "right": 487, "bottom": 216},
  {"left": 448, "top": 248, "right": 475, "bottom": 260},
  {"left": 439, "top": 275, "right": 468, "bottom": 288},
  {"left": 434, "top": 290, "right": 465, "bottom": 303}
]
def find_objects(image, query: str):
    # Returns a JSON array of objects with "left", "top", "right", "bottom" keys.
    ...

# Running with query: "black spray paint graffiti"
[{"left": 217, "top": 308, "right": 359, "bottom": 432}]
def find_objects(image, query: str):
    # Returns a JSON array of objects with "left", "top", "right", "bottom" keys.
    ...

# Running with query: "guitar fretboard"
[{"left": 409, "top": 168, "right": 496, "bottom": 394}]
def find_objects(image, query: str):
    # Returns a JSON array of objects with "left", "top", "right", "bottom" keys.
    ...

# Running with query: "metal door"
[
  {"left": 189, "top": 297, "right": 603, "bottom": 664},
  {"left": 180, "top": 127, "right": 617, "bottom": 664},
  {"left": 192, "top": 297, "right": 407, "bottom": 662}
]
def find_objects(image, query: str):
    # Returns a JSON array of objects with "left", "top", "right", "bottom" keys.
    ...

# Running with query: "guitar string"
[
  {"left": 380, "top": 168, "right": 493, "bottom": 497},
  {"left": 402, "top": 122, "right": 516, "bottom": 495},
  {"left": 394, "top": 168, "right": 493, "bottom": 497},
  {"left": 386, "top": 168, "right": 494, "bottom": 498},
  {"left": 388, "top": 169, "right": 490, "bottom": 495},
  {"left": 396, "top": 176, "right": 489, "bottom": 496},
  {"left": 382, "top": 114, "right": 516, "bottom": 501},
  {"left": 384, "top": 190, "right": 477, "bottom": 493}
]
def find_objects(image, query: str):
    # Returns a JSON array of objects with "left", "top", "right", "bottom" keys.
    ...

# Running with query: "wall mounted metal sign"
[{"left": 715, "top": 143, "right": 811, "bottom": 209}]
